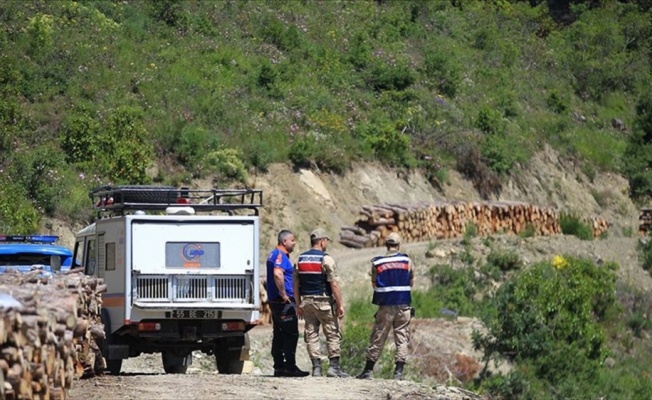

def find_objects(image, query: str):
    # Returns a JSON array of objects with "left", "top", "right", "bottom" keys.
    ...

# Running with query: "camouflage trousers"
[
  {"left": 366, "top": 304, "right": 411, "bottom": 363},
  {"left": 300, "top": 297, "right": 341, "bottom": 359}
]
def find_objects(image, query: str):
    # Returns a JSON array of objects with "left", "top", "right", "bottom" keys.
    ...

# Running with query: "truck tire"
[
  {"left": 106, "top": 358, "right": 123, "bottom": 376},
  {"left": 162, "top": 351, "right": 190, "bottom": 374},
  {"left": 216, "top": 349, "right": 244, "bottom": 374},
  {"left": 111, "top": 185, "right": 179, "bottom": 204},
  {"left": 99, "top": 311, "right": 123, "bottom": 375}
]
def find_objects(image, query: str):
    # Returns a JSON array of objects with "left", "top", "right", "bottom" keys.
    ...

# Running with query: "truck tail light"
[
  {"left": 138, "top": 322, "right": 161, "bottom": 332},
  {"left": 221, "top": 321, "right": 245, "bottom": 331}
]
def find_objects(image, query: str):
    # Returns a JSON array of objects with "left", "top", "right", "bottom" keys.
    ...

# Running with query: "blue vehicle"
[{"left": 0, "top": 235, "right": 74, "bottom": 275}]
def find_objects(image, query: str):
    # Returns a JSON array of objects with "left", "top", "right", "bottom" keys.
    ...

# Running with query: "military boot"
[
  {"left": 327, "top": 357, "right": 349, "bottom": 378},
  {"left": 356, "top": 360, "right": 375, "bottom": 380},
  {"left": 311, "top": 358, "right": 322, "bottom": 377},
  {"left": 394, "top": 361, "right": 405, "bottom": 380}
]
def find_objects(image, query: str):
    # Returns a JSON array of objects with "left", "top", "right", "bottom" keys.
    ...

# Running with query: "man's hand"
[
  {"left": 297, "top": 305, "right": 304, "bottom": 319},
  {"left": 281, "top": 294, "right": 290, "bottom": 303},
  {"left": 337, "top": 305, "right": 345, "bottom": 319}
]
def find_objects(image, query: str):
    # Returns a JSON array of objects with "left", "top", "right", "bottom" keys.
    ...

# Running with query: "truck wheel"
[
  {"left": 162, "top": 351, "right": 191, "bottom": 374},
  {"left": 216, "top": 349, "right": 244, "bottom": 374},
  {"left": 106, "top": 359, "right": 123, "bottom": 375},
  {"left": 99, "top": 310, "right": 122, "bottom": 375}
]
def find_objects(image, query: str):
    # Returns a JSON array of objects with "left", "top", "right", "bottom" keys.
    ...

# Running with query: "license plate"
[{"left": 165, "top": 310, "right": 221, "bottom": 319}]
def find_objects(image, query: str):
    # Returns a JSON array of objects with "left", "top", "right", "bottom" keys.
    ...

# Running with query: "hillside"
[{"left": 1, "top": 0, "right": 652, "bottom": 233}]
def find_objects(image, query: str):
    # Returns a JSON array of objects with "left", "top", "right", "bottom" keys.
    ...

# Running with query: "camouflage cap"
[
  {"left": 386, "top": 232, "right": 401, "bottom": 245},
  {"left": 310, "top": 228, "right": 330, "bottom": 241}
]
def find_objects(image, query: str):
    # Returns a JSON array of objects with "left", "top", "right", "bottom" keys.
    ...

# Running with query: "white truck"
[{"left": 73, "top": 185, "right": 262, "bottom": 375}]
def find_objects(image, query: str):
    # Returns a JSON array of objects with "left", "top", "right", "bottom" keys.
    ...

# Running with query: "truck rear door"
[{"left": 129, "top": 216, "right": 258, "bottom": 309}]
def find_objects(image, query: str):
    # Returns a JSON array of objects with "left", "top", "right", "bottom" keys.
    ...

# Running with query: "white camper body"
[{"left": 74, "top": 186, "right": 262, "bottom": 375}]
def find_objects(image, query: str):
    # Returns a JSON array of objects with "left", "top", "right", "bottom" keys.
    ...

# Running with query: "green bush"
[
  {"left": 365, "top": 60, "right": 416, "bottom": 92},
  {"left": 476, "top": 106, "right": 504, "bottom": 136},
  {"left": 486, "top": 249, "right": 523, "bottom": 272},
  {"left": 201, "top": 148, "right": 248, "bottom": 182},
  {"left": 640, "top": 239, "right": 652, "bottom": 273},
  {"left": 60, "top": 113, "right": 102, "bottom": 164},
  {"left": 623, "top": 92, "right": 652, "bottom": 199},
  {"left": 559, "top": 212, "right": 593, "bottom": 240},
  {"left": 518, "top": 223, "right": 536, "bottom": 238},
  {"left": 419, "top": 264, "right": 485, "bottom": 317},
  {"left": 474, "top": 256, "right": 618, "bottom": 397},
  {"left": 176, "top": 124, "right": 218, "bottom": 169},
  {"left": 356, "top": 119, "right": 414, "bottom": 168},
  {"left": 546, "top": 90, "right": 569, "bottom": 114},
  {"left": 0, "top": 177, "right": 39, "bottom": 233},
  {"left": 422, "top": 46, "right": 461, "bottom": 98},
  {"left": 8, "top": 144, "right": 70, "bottom": 216},
  {"left": 463, "top": 222, "right": 478, "bottom": 240}
]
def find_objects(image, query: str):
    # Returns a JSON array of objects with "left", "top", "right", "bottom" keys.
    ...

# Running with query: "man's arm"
[
  {"left": 293, "top": 266, "right": 303, "bottom": 316},
  {"left": 273, "top": 267, "right": 289, "bottom": 303},
  {"left": 330, "top": 280, "right": 345, "bottom": 319},
  {"left": 323, "top": 255, "right": 345, "bottom": 318},
  {"left": 409, "top": 258, "right": 414, "bottom": 287}
]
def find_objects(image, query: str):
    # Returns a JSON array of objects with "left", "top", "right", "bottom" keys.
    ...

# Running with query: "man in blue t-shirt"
[{"left": 266, "top": 229, "right": 309, "bottom": 377}]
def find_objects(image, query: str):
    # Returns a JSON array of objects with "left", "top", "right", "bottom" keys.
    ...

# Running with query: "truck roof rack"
[{"left": 90, "top": 185, "right": 263, "bottom": 216}]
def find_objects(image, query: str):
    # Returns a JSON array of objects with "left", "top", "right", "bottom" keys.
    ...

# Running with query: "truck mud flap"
[{"left": 108, "top": 344, "right": 129, "bottom": 360}]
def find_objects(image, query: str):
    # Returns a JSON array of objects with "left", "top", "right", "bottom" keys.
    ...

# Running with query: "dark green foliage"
[
  {"left": 518, "top": 223, "right": 536, "bottom": 238},
  {"left": 546, "top": 90, "right": 569, "bottom": 114},
  {"left": 365, "top": 61, "right": 416, "bottom": 92},
  {"left": 559, "top": 212, "right": 593, "bottom": 240},
  {"left": 640, "top": 238, "right": 652, "bottom": 273},
  {"left": 8, "top": 145, "right": 69, "bottom": 216},
  {"left": 476, "top": 106, "right": 504, "bottom": 136},
  {"left": 0, "top": 176, "right": 39, "bottom": 233},
  {"left": 623, "top": 92, "right": 652, "bottom": 198},
  {"left": 176, "top": 124, "right": 218, "bottom": 169},
  {"left": 416, "top": 264, "right": 486, "bottom": 317},
  {"left": 422, "top": 47, "right": 461, "bottom": 98},
  {"left": 486, "top": 249, "right": 523, "bottom": 271},
  {"left": 474, "top": 257, "right": 619, "bottom": 398}
]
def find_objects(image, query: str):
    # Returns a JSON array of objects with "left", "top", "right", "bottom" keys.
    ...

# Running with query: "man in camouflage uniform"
[
  {"left": 357, "top": 232, "right": 414, "bottom": 380},
  {"left": 293, "top": 229, "right": 349, "bottom": 378}
]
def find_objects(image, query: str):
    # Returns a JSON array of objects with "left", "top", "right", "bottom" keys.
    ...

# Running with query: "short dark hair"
[{"left": 277, "top": 229, "right": 294, "bottom": 244}]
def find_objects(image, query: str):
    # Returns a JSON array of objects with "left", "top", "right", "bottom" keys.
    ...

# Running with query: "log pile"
[
  {"left": 340, "top": 201, "right": 609, "bottom": 248},
  {"left": 0, "top": 269, "right": 106, "bottom": 400},
  {"left": 640, "top": 208, "right": 652, "bottom": 237},
  {"left": 259, "top": 279, "right": 271, "bottom": 325},
  {"left": 588, "top": 216, "right": 610, "bottom": 238}
]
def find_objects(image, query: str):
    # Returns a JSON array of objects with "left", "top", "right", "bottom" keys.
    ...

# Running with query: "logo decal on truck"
[{"left": 182, "top": 244, "right": 204, "bottom": 268}]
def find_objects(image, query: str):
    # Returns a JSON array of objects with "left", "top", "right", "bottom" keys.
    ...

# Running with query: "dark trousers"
[{"left": 270, "top": 299, "right": 299, "bottom": 370}]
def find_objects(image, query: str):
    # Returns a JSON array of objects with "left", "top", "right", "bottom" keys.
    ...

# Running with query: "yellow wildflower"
[{"left": 552, "top": 255, "right": 568, "bottom": 270}]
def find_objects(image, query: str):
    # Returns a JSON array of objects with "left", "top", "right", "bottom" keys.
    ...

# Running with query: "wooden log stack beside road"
[
  {"left": 0, "top": 270, "right": 106, "bottom": 400},
  {"left": 640, "top": 208, "right": 652, "bottom": 236},
  {"left": 340, "top": 201, "right": 610, "bottom": 248}
]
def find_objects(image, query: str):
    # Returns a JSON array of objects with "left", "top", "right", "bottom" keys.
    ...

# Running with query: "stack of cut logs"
[
  {"left": 640, "top": 208, "right": 652, "bottom": 236},
  {"left": 259, "top": 279, "right": 271, "bottom": 325},
  {"left": 588, "top": 216, "right": 610, "bottom": 238},
  {"left": 0, "top": 269, "right": 106, "bottom": 400},
  {"left": 340, "top": 201, "right": 609, "bottom": 248}
]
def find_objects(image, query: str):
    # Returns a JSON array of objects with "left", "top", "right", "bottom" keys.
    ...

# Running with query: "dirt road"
[{"left": 68, "top": 373, "right": 465, "bottom": 400}]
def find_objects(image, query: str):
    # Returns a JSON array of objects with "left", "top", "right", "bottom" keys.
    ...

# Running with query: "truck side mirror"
[{"left": 50, "top": 255, "right": 62, "bottom": 272}]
